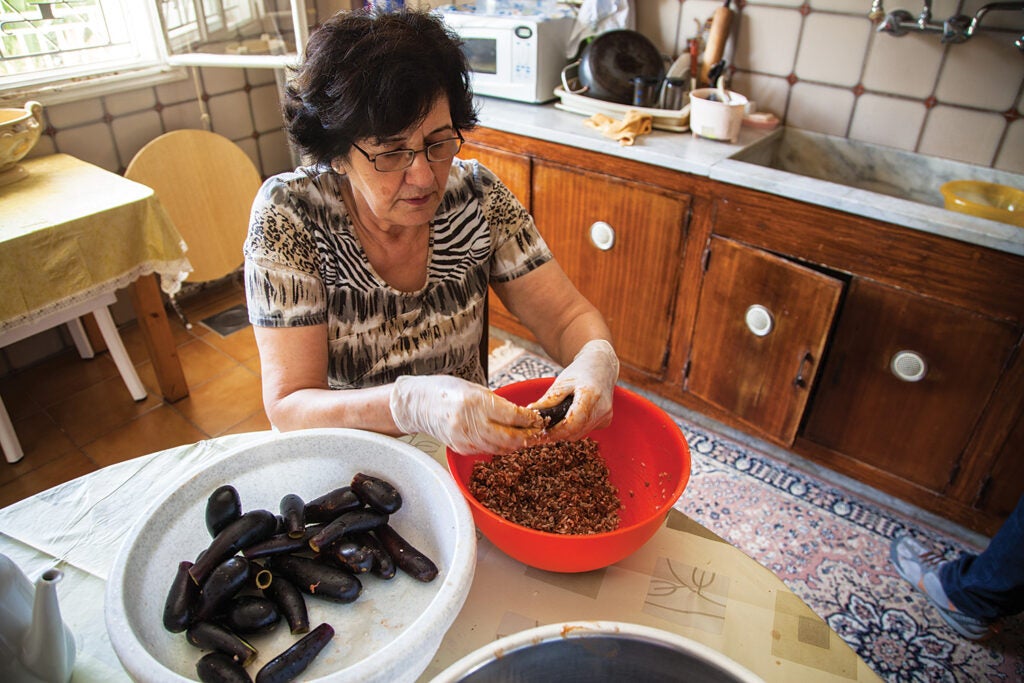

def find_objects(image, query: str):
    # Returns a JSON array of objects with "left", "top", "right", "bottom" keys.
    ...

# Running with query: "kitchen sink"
[
  {"left": 711, "top": 127, "right": 1024, "bottom": 256},
  {"left": 726, "top": 127, "right": 1020, "bottom": 209}
]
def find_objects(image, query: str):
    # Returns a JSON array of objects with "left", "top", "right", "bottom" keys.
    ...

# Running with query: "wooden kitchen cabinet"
[
  {"left": 530, "top": 159, "right": 690, "bottom": 379},
  {"left": 803, "top": 278, "right": 1019, "bottom": 494},
  {"left": 687, "top": 237, "right": 843, "bottom": 445},
  {"left": 460, "top": 125, "right": 1024, "bottom": 535}
]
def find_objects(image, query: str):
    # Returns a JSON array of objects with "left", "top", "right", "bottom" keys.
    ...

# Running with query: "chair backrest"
[{"left": 125, "top": 130, "right": 262, "bottom": 283}]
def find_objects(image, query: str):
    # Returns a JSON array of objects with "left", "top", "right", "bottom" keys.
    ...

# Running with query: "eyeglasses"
[{"left": 351, "top": 133, "right": 464, "bottom": 172}]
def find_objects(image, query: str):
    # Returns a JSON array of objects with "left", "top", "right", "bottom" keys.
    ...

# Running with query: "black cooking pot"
[{"left": 561, "top": 30, "right": 665, "bottom": 105}]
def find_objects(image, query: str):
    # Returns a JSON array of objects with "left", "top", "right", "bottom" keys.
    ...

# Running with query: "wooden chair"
[{"left": 125, "top": 130, "right": 262, "bottom": 328}]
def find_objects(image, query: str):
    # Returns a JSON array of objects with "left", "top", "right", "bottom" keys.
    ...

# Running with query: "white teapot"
[{"left": 0, "top": 554, "right": 75, "bottom": 683}]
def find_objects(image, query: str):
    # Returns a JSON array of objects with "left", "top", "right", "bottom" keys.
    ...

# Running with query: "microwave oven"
[{"left": 439, "top": 11, "right": 575, "bottom": 104}]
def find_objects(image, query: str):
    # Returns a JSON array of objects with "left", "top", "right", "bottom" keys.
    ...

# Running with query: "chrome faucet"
[{"left": 872, "top": 0, "right": 1024, "bottom": 50}]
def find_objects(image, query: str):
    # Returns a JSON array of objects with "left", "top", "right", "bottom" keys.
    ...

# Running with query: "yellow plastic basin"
[{"left": 940, "top": 180, "right": 1024, "bottom": 228}]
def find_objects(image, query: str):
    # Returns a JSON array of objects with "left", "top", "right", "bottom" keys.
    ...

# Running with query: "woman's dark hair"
[{"left": 282, "top": 8, "right": 479, "bottom": 168}]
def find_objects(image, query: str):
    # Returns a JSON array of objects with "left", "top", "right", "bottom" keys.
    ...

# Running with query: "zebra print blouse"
[{"left": 243, "top": 158, "right": 552, "bottom": 389}]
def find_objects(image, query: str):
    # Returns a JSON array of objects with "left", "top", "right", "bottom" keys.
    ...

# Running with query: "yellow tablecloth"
[{"left": 0, "top": 154, "right": 191, "bottom": 333}]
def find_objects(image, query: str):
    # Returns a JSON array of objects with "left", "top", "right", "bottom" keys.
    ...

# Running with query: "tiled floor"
[{"left": 0, "top": 281, "right": 272, "bottom": 508}]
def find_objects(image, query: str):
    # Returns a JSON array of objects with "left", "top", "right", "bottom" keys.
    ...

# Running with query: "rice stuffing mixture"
[{"left": 469, "top": 438, "right": 620, "bottom": 534}]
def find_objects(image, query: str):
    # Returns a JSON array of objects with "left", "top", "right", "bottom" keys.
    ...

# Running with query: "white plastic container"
[{"left": 688, "top": 88, "right": 748, "bottom": 143}]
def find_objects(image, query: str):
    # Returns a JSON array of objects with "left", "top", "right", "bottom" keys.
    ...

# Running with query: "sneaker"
[{"left": 890, "top": 535, "right": 996, "bottom": 641}]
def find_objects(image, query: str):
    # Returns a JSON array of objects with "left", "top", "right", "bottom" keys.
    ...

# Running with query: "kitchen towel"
[{"left": 583, "top": 110, "right": 653, "bottom": 146}]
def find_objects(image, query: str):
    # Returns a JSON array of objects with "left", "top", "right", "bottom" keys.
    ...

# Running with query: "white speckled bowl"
[{"left": 105, "top": 428, "right": 476, "bottom": 683}]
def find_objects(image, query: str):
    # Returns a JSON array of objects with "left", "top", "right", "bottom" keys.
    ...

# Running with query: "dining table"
[
  {"left": 0, "top": 153, "right": 192, "bottom": 402},
  {"left": 0, "top": 429, "right": 883, "bottom": 683}
]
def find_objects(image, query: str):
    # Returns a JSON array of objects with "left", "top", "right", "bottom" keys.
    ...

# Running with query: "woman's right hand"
[{"left": 390, "top": 375, "right": 543, "bottom": 454}]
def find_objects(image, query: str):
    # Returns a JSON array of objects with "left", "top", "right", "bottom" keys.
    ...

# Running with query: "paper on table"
[{"left": 0, "top": 432, "right": 275, "bottom": 579}]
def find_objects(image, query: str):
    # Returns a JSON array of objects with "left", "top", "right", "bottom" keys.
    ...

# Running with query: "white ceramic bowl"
[
  {"left": 688, "top": 88, "right": 748, "bottom": 143},
  {"left": 105, "top": 428, "right": 476, "bottom": 683},
  {"left": 430, "top": 621, "right": 763, "bottom": 683},
  {"left": 0, "top": 101, "right": 43, "bottom": 186}
]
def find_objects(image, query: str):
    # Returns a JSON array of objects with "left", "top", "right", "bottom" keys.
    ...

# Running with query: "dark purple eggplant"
[
  {"left": 323, "top": 539, "right": 374, "bottom": 574},
  {"left": 196, "top": 651, "right": 253, "bottom": 683},
  {"left": 266, "top": 573, "right": 310, "bottom": 634},
  {"left": 164, "top": 560, "right": 200, "bottom": 633},
  {"left": 186, "top": 621, "right": 258, "bottom": 666},
  {"left": 538, "top": 394, "right": 574, "bottom": 429},
  {"left": 206, "top": 485, "right": 243, "bottom": 538},
  {"left": 254, "top": 622, "right": 334, "bottom": 683},
  {"left": 190, "top": 509, "right": 277, "bottom": 585},
  {"left": 308, "top": 509, "right": 388, "bottom": 553},
  {"left": 302, "top": 486, "right": 361, "bottom": 524},
  {"left": 266, "top": 554, "right": 362, "bottom": 603},
  {"left": 222, "top": 595, "right": 281, "bottom": 634},
  {"left": 374, "top": 524, "right": 438, "bottom": 582},
  {"left": 243, "top": 527, "right": 318, "bottom": 560},
  {"left": 354, "top": 531, "right": 396, "bottom": 580},
  {"left": 351, "top": 472, "right": 402, "bottom": 514},
  {"left": 195, "top": 556, "right": 252, "bottom": 622},
  {"left": 251, "top": 567, "right": 273, "bottom": 591},
  {"left": 279, "top": 494, "right": 305, "bottom": 539}
]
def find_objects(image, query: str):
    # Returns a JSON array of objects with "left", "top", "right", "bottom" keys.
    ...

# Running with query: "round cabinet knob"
[
  {"left": 589, "top": 221, "right": 615, "bottom": 251},
  {"left": 745, "top": 304, "right": 774, "bottom": 337},
  {"left": 890, "top": 350, "right": 927, "bottom": 382}
]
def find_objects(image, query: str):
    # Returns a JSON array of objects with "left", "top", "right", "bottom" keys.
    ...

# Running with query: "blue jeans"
[{"left": 940, "top": 495, "right": 1024, "bottom": 621}]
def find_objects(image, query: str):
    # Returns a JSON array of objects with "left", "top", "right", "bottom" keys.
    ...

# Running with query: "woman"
[{"left": 244, "top": 8, "right": 618, "bottom": 454}]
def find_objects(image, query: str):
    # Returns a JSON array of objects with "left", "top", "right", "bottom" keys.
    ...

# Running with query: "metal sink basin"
[{"left": 711, "top": 127, "right": 1024, "bottom": 256}]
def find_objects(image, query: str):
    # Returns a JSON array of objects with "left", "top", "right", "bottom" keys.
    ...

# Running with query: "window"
[
  {"left": 1, "top": 0, "right": 307, "bottom": 102},
  {"left": 0, "top": 1, "right": 166, "bottom": 92}
]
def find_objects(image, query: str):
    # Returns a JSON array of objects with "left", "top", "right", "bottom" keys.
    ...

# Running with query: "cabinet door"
[
  {"left": 687, "top": 237, "right": 843, "bottom": 445},
  {"left": 803, "top": 278, "right": 1019, "bottom": 493},
  {"left": 531, "top": 160, "right": 690, "bottom": 378}
]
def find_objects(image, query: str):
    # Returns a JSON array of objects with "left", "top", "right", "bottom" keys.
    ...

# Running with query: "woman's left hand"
[{"left": 527, "top": 339, "right": 619, "bottom": 442}]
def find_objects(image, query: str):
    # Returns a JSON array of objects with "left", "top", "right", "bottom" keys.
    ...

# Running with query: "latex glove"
[
  {"left": 528, "top": 339, "right": 619, "bottom": 442},
  {"left": 390, "top": 375, "right": 543, "bottom": 455}
]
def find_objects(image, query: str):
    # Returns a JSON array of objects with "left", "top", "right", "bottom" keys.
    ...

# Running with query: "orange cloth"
[{"left": 583, "top": 110, "right": 654, "bottom": 146}]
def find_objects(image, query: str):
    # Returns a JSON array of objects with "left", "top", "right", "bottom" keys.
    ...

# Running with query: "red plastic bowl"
[{"left": 447, "top": 378, "right": 691, "bottom": 572}]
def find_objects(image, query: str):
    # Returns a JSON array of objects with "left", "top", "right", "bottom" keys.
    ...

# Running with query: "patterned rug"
[{"left": 488, "top": 342, "right": 1024, "bottom": 683}]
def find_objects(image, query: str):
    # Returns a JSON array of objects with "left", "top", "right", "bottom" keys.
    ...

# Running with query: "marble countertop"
[{"left": 475, "top": 97, "right": 1024, "bottom": 257}]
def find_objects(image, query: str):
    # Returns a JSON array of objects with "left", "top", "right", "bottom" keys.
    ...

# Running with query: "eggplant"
[
  {"left": 206, "top": 485, "right": 243, "bottom": 538},
  {"left": 252, "top": 567, "right": 273, "bottom": 591},
  {"left": 222, "top": 595, "right": 281, "bottom": 634},
  {"left": 190, "top": 509, "right": 277, "bottom": 585},
  {"left": 254, "top": 623, "right": 334, "bottom": 683},
  {"left": 351, "top": 472, "right": 402, "bottom": 514},
  {"left": 538, "top": 394, "right": 574, "bottom": 429},
  {"left": 266, "top": 554, "right": 362, "bottom": 603},
  {"left": 374, "top": 524, "right": 438, "bottom": 582},
  {"left": 322, "top": 539, "right": 374, "bottom": 574},
  {"left": 308, "top": 509, "right": 388, "bottom": 553},
  {"left": 279, "top": 493, "right": 305, "bottom": 539},
  {"left": 186, "top": 621, "right": 257, "bottom": 666},
  {"left": 195, "top": 556, "right": 252, "bottom": 622},
  {"left": 243, "top": 527, "right": 318, "bottom": 560},
  {"left": 164, "top": 560, "right": 200, "bottom": 632},
  {"left": 266, "top": 573, "right": 310, "bottom": 634},
  {"left": 196, "top": 651, "right": 253, "bottom": 683},
  {"left": 302, "top": 486, "right": 361, "bottom": 524},
  {"left": 354, "top": 531, "right": 396, "bottom": 580}
]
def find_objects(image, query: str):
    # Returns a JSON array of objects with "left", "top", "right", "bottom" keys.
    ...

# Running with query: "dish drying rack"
[{"left": 553, "top": 86, "right": 690, "bottom": 133}]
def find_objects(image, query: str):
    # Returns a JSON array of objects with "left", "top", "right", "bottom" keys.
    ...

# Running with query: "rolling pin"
[{"left": 699, "top": 0, "right": 734, "bottom": 87}]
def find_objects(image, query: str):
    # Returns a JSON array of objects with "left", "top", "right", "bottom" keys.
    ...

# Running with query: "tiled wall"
[
  {"left": 3, "top": 0, "right": 1023, "bottom": 374},
  {"left": 637, "top": 0, "right": 1024, "bottom": 171}
]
